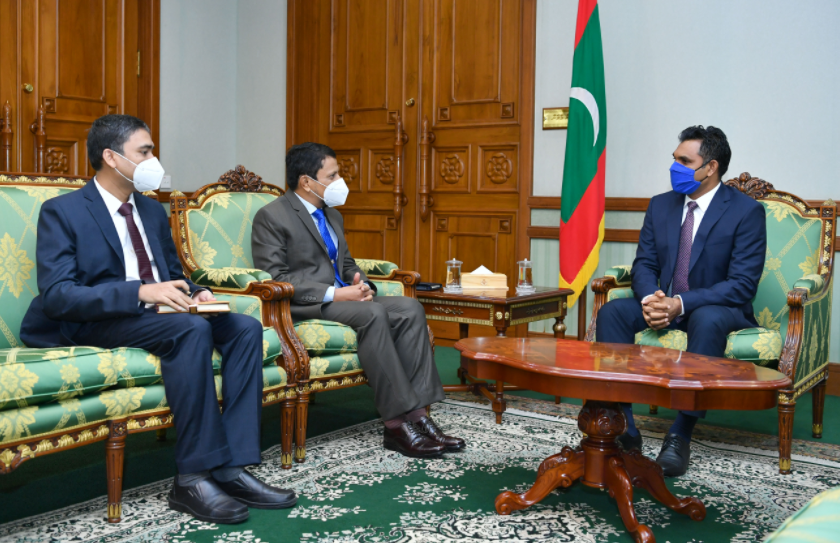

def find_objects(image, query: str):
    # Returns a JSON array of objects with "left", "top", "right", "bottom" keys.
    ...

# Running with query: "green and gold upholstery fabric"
[
  {"left": 372, "top": 280, "right": 405, "bottom": 297},
  {"left": 309, "top": 353, "right": 362, "bottom": 379},
  {"left": 192, "top": 268, "right": 273, "bottom": 290},
  {"left": 632, "top": 327, "right": 782, "bottom": 366},
  {"left": 764, "top": 486, "right": 840, "bottom": 542},
  {"left": 606, "top": 286, "right": 634, "bottom": 303},
  {"left": 294, "top": 320, "right": 357, "bottom": 356},
  {"left": 605, "top": 265, "right": 632, "bottom": 286},
  {"left": 186, "top": 192, "right": 278, "bottom": 271},
  {"left": 0, "top": 185, "right": 81, "bottom": 348},
  {"left": 356, "top": 259, "right": 399, "bottom": 277}
]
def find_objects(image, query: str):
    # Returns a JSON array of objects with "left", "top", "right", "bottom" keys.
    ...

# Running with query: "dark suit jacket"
[
  {"left": 20, "top": 180, "right": 204, "bottom": 347},
  {"left": 631, "top": 183, "right": 767, "bottom": 324},
  {"left": 251, "top": 191, "right": 372, "bottom": 321}
]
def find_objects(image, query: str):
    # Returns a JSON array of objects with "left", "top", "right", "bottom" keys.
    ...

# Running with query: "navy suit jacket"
[
  {"left": 631, "top": 183, "right": 767, "bottom": 324},
  {"left": 21, "top": 180, "right": 203, "bottom": 347}
]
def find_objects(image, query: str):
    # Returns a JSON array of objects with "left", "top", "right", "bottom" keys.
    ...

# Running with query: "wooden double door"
[
  {"left": 288, "top": 0, "right": 536, "bottom": 340},
  {"left": 0, "top": 0, "right": 159, "bottom": 175}
]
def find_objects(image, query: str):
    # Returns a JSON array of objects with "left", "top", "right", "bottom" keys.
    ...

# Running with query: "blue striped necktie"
[
  {"left": 672, "top": 201, "right": 698, "bottom": 323},
  {"left": 312, "top": 208, "right": 347, "bottom": 287}
]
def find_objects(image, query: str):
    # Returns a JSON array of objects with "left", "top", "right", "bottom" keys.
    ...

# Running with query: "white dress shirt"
[
  {"left": 293, "top": 192, "right": 341, "bottom": 302},
  {"left": 644, "top": 182, "right": 722, "bottom": 316},
  {"left": 94, "top": 179, "right": 161, "bottom": 283}
]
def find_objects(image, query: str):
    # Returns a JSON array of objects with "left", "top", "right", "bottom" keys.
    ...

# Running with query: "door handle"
[
  {"left": 419, "top": 116, "right": 435, "bottom": 221},
  {"left": 392, "top": 112, "right": 409, "bottom": 221}
]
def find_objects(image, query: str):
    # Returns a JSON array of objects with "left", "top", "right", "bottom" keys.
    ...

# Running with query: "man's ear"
[
  {"left": 298, "top": 175, "right": 309, "bottom": 190},
  {"left": 101, "top": 148, "right": 118, "bottom": 170},
  {"left": 706, "top": 159, "right": 719, "bottom": 178}
]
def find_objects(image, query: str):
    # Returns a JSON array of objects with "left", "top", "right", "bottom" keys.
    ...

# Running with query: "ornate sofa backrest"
[
  {"left": 724, "top": 173, "right": 835, "bottom": 356},
  {"left": 0, "top": 173, "right": 88, "bottom": 348},
  {"left": 169, "top": 166, "right": 284, "bottom": 289}
]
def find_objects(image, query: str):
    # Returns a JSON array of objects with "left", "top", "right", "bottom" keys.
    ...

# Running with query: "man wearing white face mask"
[
  {"left": 252, "top": 142, "right": 464, "bottom": 459},
  {"left": 21, "top": 115, "right": 296, "bottom": 524}
]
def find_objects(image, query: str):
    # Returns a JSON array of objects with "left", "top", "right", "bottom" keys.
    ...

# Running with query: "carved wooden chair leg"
[
  {"left": 649, "top": 405, "right": 658, "bottom": 415},
  {"left": 426, "top": 405, "right": 431, "bottom": 416},
  {"left": 106, "top": 419, "right": 128, "bottom": 523},
  {"left": 554, "top": 396, "right": 561, "bottom": 404},
  {"left": 604, "top": 455, "right": 655, "bottom": 543},
  {"left": 493, "top": 380, "right": 507, "bottom": 424},
  {"left": 812, "top": 379, "right": 826, "bottom": 439},
  {"left": 155, "top": 428, "right": 167, "bottom": 441},
  {"left": 280, "top": 391, "right": 295, "bottom": 469},
  {"left": 778, "top": 399, "right": 796, "bottom": 474},
  {"left": 295, "top": 385, "right": 310, "bottom": 464},
  {"left": 457, "top": 365, "right": 467, "bottom": 386},
  {"left": 495, "top": 447, "right": 584, "bottom": 515}
]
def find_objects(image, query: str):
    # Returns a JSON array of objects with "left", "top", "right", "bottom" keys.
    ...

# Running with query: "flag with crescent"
[{"left": 558, "top": 0, "right": 607, "bottom": 309}]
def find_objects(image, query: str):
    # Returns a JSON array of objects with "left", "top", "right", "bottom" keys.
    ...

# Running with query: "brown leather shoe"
[
  {"left": 383, "top": 420, "right": 446, "bottom": 458},
  {"left": 416, "top": 415, "right": 466, "bottom": 452}
]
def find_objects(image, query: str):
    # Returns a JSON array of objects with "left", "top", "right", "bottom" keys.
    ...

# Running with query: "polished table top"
[
  {"left": 419, "top": 285, "right": 573, "bottom": 303},
  {"left": 455, "top": 338, "right": 791, "bottom": 409}
]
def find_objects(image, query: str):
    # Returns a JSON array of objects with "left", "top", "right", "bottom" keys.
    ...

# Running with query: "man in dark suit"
[
  {"left": 251, "top": 142, "right": 464, "bottom": 459},
  {"left": 21, "top": 115, "right": 295, "bottom": 523},
  {"left": 596, "top": 126, "right": 766, "bottom": 476}
]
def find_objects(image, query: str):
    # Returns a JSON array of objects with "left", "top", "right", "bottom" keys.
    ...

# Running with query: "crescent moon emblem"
[{"left": 570, "top": 87, "right": 599, "bottom": 147}]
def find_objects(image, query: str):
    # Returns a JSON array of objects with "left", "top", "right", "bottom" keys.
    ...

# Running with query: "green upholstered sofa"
[
  {"left": 586, "top": 173, "right": 836, "bottom": 474},
  {"left": 0, "top": 172, "right": 299, "bottom": 522},
  {"left": 764, "top": 486, "right": 840, "bottom": 542},
  {"left": 169, "top": 165, "right": 427, "bottom": 469}
]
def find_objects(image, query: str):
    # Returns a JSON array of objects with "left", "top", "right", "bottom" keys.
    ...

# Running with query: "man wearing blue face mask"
[
  {"left": 21, "top": 114, "right": 296, "bottom": 523},
  {"left": 595, "top": 125, "right": 766, "bottom": 477}
]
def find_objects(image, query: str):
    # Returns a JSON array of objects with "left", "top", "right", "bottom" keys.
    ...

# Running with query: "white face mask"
[
  {"left": 308, "top": 176, "right": 349, "bottom": 207},
  {"left": 112, "top": 151, "right": 165, "bottom": 192}
]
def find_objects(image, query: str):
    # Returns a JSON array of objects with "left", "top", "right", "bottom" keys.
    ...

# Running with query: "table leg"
[
  {"left": 495, "top": 400, "right": 705, "bottom": 543},
  {"left": 492, "top": 380, "right": 507, "bottom": 424},
  {"left": 553, "top": 316, "right": 566, "bottom": 339},
  {"left": 459, "top": 323, "right": 469, "bottom": 339},
  {"left": 496, "top": 446, "right": 585, "bottom": 514},
  {"left": 495, "top": 324, "right": 507, "bottom": 337}
]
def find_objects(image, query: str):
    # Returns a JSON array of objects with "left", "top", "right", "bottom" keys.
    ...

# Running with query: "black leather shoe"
[
  {"left": 416, "top": 415, "right": 466, "bottom": 452},
  {"left": 168, "top": 473, "right": 249, "bottom": 524},
  {"left": 216, "top": 471, "right": 297, "bottom": 509},
  {"left": 384, "top": 420, "right": 446, "bottom": 458},
  {"left": 616, "top": 432, "right": 643, "bottom": 451},
  {"left": 656, "top": 433, "right": 691, "bottom": 477}
]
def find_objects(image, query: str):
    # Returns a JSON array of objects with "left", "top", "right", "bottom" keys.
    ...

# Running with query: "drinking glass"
[
  {"left": 516, "top": 258, "right": 535, "bottom": 294},
  {"left": 444, "top": 258, "right": 463, "bottom": 293}
]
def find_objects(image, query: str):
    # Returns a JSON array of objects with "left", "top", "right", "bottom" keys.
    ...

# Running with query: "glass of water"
[
  {"left": 516, "top": 258, "right": 535, "bottom": 294},
  {"left": 444, "top": 258, "right": 463, "bottom": 293}
]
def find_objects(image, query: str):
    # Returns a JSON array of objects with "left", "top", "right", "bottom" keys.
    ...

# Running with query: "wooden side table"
[{"left": 420, "top": 287, "right": 572, "bottom": 421}]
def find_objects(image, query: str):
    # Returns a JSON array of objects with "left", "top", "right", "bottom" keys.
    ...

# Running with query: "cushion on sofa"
[{"left": 294, "top": 320, "right": 357, "bottom": 356}]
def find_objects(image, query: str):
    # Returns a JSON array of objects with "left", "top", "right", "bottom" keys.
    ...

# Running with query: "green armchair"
[
  {"left": 0, "top": 172, "right": 297, "bottom": 523},
  {"left": 586, "top": 173, "right": 836, "bottom": 474},
  {"left": 169, "top": 165, "right": 427, "bottom": 469}
]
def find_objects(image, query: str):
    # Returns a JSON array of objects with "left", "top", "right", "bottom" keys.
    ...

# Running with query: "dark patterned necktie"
[
  {"left": 117, "top": 203, "right": 156, "bottom": 284},
  {"left": 312, "top": 208, "right": 348, "bottom": 287},
  {"left": 672, "top": 201, "right": 698, "bottom": 322}
]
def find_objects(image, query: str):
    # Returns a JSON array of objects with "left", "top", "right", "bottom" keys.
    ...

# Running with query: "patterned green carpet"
[
  {"left": 1, "top": 347, "right": 838, "bottom": 542},
  {"left": 2, "top": 400, "right": 839, "bottom": 542}
]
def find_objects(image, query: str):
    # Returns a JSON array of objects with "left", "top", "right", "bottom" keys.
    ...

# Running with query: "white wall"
[
  {"left": 236, "top": 0, "right": 287, "bottom": 188},
  {"left": 160, "top": 0, "right": 287, "bottom": 192},
  {"left": 534, "top": 0, "right": 840, "bottom": 199},
  {"left": 160, "top": 0, "right": 238, "bottom": 191}
]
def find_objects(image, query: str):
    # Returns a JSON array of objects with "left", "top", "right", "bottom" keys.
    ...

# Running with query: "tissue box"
[{"left": 462, "top": 272, "right": 508, "bottom": 291}]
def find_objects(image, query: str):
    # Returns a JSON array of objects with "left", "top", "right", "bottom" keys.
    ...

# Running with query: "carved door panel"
[
  {"left": 417, "top": 0, "right": 527, "bottom": 340},
  {"left": 0, "top": 0, "right": 158, "bottom": 174},
  {"left": 301, "top": 0, "right": 414, "bottom": 266}
]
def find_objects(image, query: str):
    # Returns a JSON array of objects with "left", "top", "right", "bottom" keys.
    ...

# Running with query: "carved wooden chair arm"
[
  {"left": 778, "top": 274, "right": 833, "bottom": 385},
  {"left": 367, "top": 269, "right": 422, "bottom": 299},
  {"left": 585, "top": 276, "right": 622, "bottom": 342}
]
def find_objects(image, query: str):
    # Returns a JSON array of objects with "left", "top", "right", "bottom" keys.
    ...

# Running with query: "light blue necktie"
[{"left": 312, "top": 208, "right": 347, "bottom": 287}]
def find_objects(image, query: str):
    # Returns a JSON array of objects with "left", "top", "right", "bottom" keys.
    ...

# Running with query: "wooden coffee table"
[{"left": 455, "top": 337, "right": 791, "bottom": 543}]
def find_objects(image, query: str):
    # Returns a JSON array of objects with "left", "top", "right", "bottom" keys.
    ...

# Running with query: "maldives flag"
[{"left": 559, "top": 0, "right": 607, "bottom": 308}]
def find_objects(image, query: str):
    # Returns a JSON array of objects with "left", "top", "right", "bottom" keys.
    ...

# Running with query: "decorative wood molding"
[
  {"left": 527, "top": 226, "right": 639, "bottom": 243},
  {"left": 527, "top": 196, "right": 650, "bottom": 212}
]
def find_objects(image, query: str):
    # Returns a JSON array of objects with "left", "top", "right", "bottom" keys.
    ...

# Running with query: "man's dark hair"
[
  {"left": 286, "top": 142, "right": 337, "bottom": 190},
  {"left": 678, "top": 125, "right": 731, "bottom": 178},
  {"left": 87, "top": 114, "right": 150, "bottom": 171}
]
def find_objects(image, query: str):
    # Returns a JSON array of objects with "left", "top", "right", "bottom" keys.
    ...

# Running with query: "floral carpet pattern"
[{"left": 0, "top": 401, "right": 837, "bottom": 543}]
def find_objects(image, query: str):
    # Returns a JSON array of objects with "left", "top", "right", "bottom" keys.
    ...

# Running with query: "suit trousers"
[
  {"left": 320, "top": 296, "right": 445, "bottom": 420},
  {"left": 596, "top": 298, "right": 754, "bottom": 418},
  {"left": 70, "top": 309, "right": 264, "bottom": 474}
]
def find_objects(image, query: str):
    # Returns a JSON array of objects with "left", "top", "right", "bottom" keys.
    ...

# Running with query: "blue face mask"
[{"left": 669, "top": 161, "right": 709, "bottom": 195}]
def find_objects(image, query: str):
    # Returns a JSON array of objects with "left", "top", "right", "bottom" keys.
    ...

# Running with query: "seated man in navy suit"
[
  {"left": 20, "top": 115, "right": 295, "bottom": 523},
  {"left": 596, "top": 126, "right": 766, "bottom": 476}
]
